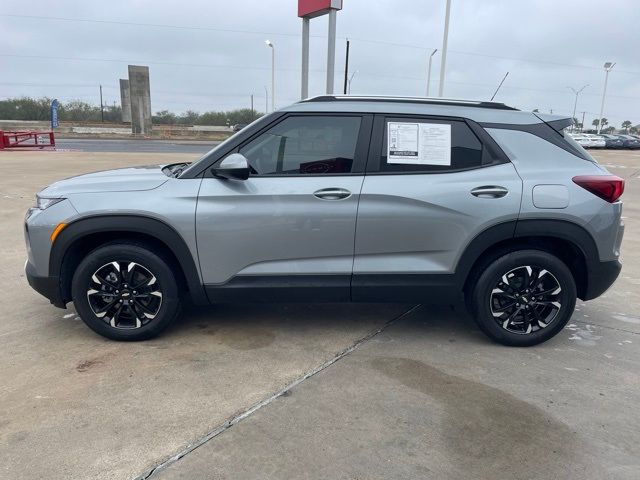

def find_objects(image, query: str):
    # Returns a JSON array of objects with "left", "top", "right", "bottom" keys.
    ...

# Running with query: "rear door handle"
[
  {"left": 471, "top": 186, "right": 509, "bottom": 198},
  {"left": 313, "top": 188, "right": 352, "bottom": 200}
]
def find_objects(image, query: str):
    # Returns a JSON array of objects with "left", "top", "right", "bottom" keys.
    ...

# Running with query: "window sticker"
[{"left": 387, "top": 122, "right": 451, "bottom": 165}]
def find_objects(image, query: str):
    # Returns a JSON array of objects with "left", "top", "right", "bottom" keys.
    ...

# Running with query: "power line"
[
  {"left": 0, "top": 13, "right": 303, "bottom": 38},
  {"left": 0, "top": 53, "right": 314, "bottom": 74},
  {"left": 3, "top": 75, "right": 640, "bottom": 102},
  {"left": 2, "top": 13, "right": 639, "bottom": 75}
]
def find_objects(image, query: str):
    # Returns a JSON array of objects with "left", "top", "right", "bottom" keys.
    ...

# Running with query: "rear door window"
[{"left": 372, "top": 117, "right": 491, "bottom": 173}]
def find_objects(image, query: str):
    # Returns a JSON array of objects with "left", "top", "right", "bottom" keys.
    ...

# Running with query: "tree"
[
  {"left": 152, "top": 110, "right": 177, "bottom": 125},
  {"left": 0, "top": 96, "right": 264, "bottom": 126},
  {"left": 631, "top": 126, "right": 639, "bottom": 134},
  {"left": 622, "top": 120, "right": 632, "bottom": 133},
  {"left": 572, "top": 117, "right": 582, "bottom": 131},
  {"left": 592, "top": 118, "right": 608, "bottom": 130}
]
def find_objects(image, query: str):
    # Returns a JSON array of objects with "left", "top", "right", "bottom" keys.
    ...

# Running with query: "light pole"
[
  {"left": 264, "top": 85, "right": 268, "bottom": 114},
  {"left": 426, "top": 48, "right": 437, "bottom": 97},
  {"left": 348, "top": 70, "right": 358, "bottom": 94},
  {"left": 597, "top": 62, "right": 615, "bottom": 134},
  {"left": 265, "top": 40, "right": 275, "bottom": 112},
  {"left": 567, "top": 84, "right": 589, "bottom": 132},
  {"left": 438, "top": 0, "right": 452, "bottom": 97}
]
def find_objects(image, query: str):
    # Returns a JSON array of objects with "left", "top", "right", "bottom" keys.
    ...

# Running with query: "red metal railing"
[{"left": 0, "top": 130, "right": 55, "bottom": 150}]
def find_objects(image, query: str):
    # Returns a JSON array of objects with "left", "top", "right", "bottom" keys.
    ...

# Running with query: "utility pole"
[
  {"left": 343, "top": 39, "right": 350, "bottom": 95},
  {"left": 426, "top": 48, "right": 437, "bottom": 97},
  {"left": 568, "top": 84, "right": 588, "bottom": 132},
  {"left": 490, "top": 71, "right": 509, "bottom": 101},
  {"left": 581, "top": 111, "right": 586, "bottom": 133},
  {"left": 438, "top": 0, "right": 452, "bottom": 97},
  {"left": 598, "top": 62, "right": 615, "bottom": 134},
  {"left": 99, "top": 84, "right": 104, "bottom": 122},
  {"left": 250, "top": 94, "right": 254, "bottom": 119}
]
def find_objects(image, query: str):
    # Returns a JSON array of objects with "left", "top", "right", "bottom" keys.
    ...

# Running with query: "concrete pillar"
[
  {"left": 128, "top": 65, "right": 152, "bottom": 135},
  {"left": 119, "top": 79, "right": 131, "bottom": 123}
]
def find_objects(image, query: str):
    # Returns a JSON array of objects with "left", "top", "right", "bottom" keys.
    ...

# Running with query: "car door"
[
  {"left": 196, "top": 113, "right": 372, "bottom": 302},
  {"left": 352, "top": 114, "right": 523, "bottom": 301}
]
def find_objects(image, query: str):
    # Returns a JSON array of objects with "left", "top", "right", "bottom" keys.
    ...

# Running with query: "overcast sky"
[{"left": 1, "top": 0, "right": 639, "bottom": 127}]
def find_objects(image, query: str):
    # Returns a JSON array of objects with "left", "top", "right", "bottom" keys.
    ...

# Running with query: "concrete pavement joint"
[
  {"left": 573, "top": 318, "right": 640, "bottom": 336},
  {"left": 134, "top": 304, "right": 421, "bottom": 480}
]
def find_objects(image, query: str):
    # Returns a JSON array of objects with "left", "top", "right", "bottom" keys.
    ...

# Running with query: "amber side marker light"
[{"left": 50, "top": 223, "right": 67, "bottom": 243}]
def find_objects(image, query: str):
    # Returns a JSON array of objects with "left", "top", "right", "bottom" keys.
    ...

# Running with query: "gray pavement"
[
  {"left": 155, "top": 305, "right": 640, "bottom": 480},
  {"left": 0, "top": 149, "right": 639, "bottom": 479},
  {"left": 55, "top": 138, "right": 219, "bottom": 154}
]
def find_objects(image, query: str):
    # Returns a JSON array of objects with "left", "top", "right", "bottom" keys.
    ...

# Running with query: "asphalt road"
[
  {"left": 55, "top": 138, "right": 219, "bottom": 154},
  {"left": 0, "top": 149, "right": 639, "bottom": 479}
]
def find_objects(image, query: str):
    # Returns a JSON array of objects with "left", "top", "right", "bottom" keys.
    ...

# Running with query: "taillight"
[{"left": 572, "top": 175, "right": 625, "bottom": 203}]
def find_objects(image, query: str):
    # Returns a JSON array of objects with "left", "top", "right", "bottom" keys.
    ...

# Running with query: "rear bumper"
[
  {"left": 25, "top": 260, "right": 66, "bottom": 308},
  {"left": 583, "top": 259, "right": 622, "bottom": 301}
]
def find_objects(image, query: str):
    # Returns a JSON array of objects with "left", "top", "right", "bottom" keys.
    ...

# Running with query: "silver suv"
[{"left": 24, "top": 96, "right": 625, "bottom": 346}]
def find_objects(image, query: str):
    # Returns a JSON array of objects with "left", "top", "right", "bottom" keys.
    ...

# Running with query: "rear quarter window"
[{"left": 560, "top": 129, "right": 597, "bottom": 163}]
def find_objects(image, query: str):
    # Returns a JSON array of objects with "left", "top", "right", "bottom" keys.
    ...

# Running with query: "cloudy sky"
[{"left": 1, "top": 0, "right": 639, "bottom": 127}]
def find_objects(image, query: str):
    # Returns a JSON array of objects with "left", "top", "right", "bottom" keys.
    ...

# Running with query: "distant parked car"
[
  {"left": 599, "top": 134, "right": 624, "bottom": 149},
  {"left": 584, "top": 134, "right": 606, "bottom": 148},
  {"left": 568, "top": 133, "right": 590, "bottom": 148},
  {"left": 615, "top": 135, "right": 640, "bottom": 149},
  {"left": 232, "top": 123, "right": 248, "bottom": 132}
]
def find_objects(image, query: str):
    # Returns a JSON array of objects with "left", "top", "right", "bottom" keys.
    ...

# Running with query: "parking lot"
[{"left": 1, "top": 148, "right": 639, "bottom": 479}]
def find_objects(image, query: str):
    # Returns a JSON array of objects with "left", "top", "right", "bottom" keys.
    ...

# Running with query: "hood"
[{"left": 39, "top": 165, "right": 169, "bottom": 196}]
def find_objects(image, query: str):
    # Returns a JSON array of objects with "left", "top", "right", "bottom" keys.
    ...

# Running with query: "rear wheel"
[
  {"left": 470, "top": 250, "right": 576, "bottom": 346},
  {"left": 71, "top": 243, "right": 181, "bottom": 341}
]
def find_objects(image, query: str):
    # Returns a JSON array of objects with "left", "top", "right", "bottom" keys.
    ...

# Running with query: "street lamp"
[
  {"left": 347, "top": 70, "right": 358, "bottom": 94},
  {"left": 567, "top": 84, "right": 589, "bottom": 132},
  {"left": 426, "top": 48, "right": 437, "bottom": 97},
  {"left": 265, "top": 40, "right": 275, "bottom": 112},
  {"left": 597, "top": 62, "right": 615, "bottom": 134},
  {"left": 438, "top": 0, "right": 452, "bottom": 97}
]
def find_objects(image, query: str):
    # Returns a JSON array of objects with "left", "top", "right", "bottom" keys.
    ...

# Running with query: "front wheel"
[
  {"left": 71, "top": 243, "right": 181, "bottom": 341},
  {"left": 469, "top": 250, "right": 577, "bottom": 346}
]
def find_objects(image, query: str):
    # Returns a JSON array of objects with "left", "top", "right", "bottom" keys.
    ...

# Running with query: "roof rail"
[{"left": 300, "top": 95, "right": 519, "bottom": 111}]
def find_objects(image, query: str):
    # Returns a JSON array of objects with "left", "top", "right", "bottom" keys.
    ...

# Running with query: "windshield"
[{"left": 178, "top": 113, "right": 278, "bottom": 178}]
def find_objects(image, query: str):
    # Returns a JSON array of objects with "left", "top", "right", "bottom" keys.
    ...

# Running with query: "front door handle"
[
  {"left": 471, "top": 186, "right": 509, "bottom": 198},
  {"left": 314, "top": 188, "right": 352, "bottom": 200}
]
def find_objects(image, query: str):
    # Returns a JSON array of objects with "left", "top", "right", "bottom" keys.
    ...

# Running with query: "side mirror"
[{"left": 212, "top": 153, "right": 250, "bottom": 180}]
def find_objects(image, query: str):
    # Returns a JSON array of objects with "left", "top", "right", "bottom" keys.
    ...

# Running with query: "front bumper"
[
  {"left": 583, "top": 259, "right": 622, "bottom": 301},
  {"left": 25, "top": 260, "right": 66, "bottom": 308}
]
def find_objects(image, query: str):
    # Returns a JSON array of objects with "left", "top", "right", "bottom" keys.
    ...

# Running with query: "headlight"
[{"left": 36, "top": 196, "right": 65, "bottom": 210}]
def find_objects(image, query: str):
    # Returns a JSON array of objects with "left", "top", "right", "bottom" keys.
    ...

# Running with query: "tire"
[
  {"left": 469, "top": 249, "right": 576, "bottom": 347},
  {"left": 71, "top": 243, "right": 181, "bottom": 341}
]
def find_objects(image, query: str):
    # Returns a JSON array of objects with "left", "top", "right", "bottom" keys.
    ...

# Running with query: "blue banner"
[{"left": 51, "top": 99, "right": 59, "bottom": 129}]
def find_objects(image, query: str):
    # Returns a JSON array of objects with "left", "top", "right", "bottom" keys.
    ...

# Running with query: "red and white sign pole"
[{"left": 298, "top": 0, "right": 343, "bottom": 98}]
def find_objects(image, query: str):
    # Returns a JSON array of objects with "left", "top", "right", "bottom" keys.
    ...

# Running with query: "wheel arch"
[
  {"left": 51, "top": 215, "right": 207, "bottom": 306},
  {"left": 458, "top": 219, "right": 597, "bottom": 300}
]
